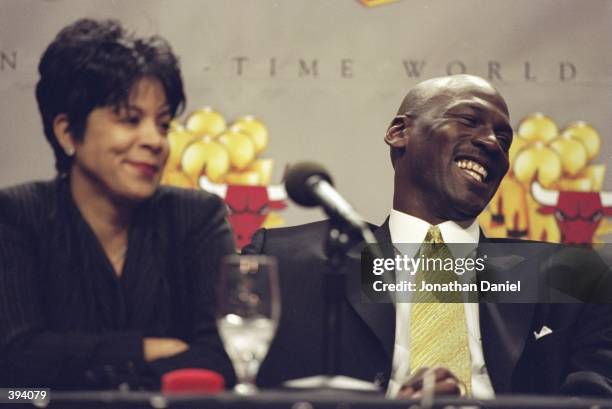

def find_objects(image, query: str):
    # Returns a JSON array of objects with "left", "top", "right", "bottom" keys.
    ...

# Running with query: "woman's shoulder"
[
  {"left": 0, "top": 179, "right": 58, "bottom": 223},
  {"left": 151, "top": 185, "right": 227, "bottom": 223},
  {"left": 154, "top": 185, "right": 224, "bottom": 207}
]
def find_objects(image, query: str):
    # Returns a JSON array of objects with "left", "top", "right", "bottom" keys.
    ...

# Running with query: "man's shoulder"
[
  {"left": 244, "top": 220, "right": 331, "bottom": 257},
  {"left": 261, "top": 220, "right": 332, "bottom": 239},
  {"left": 482, "top": 236, "right": 612, "bottom": 302},
  {"left": 483, "top": 236, "right": 548, "bottom": 245},
  {"left": 481, "top": 236, "right": 564, "bottom": 256},
  {"left": 244, "top": 219, "right": 380, "bottom": 260},
  {"left": 482, "top": 236, "right": 606, "bottom": 256}
]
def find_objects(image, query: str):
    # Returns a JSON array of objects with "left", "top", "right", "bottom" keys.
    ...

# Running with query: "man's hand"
[
  {"left": 397, "top": 367, "right": 466, "bottom": 399},
  {"left": 143, "top": 338, "right": 189, "bottom": 362}
]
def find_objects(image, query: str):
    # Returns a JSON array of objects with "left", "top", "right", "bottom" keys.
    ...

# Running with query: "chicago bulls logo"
[
  {"left": 531, "top": 182, "right": 612, "bottom": 245},
  {"left": 201, "top": 177, "right": 287, "bottom": 249}
]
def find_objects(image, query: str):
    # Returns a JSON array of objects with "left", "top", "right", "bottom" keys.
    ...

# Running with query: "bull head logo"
[
  {"left": 201, "top": 177, "right": 287, "bottom": 249},
  {"left": 531, "top": 181, "right": 612, "bottom": 245}
]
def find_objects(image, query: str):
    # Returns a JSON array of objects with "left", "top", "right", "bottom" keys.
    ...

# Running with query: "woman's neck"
[
  {"left": 69, "top": 168, "right": 132, "bottom": 275},
  {"left": 70, "top": 170, "right": 131, "bottom": 232}
]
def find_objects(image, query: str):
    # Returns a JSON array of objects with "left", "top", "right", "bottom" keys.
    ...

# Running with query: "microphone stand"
[
  {"left": 322, "top": 220, "right": 382, "bottom": 376},
  {"left": 322, "top": 220, "right": 359, "bottom": 376},
  {"left": 283, "top": 220, "right": 380, "bottom": 392}
]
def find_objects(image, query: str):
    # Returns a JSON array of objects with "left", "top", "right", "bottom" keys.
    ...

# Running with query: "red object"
[
  {"left": 224, "top": 185, "right": 287, "bottom": 249},
  {"left": 161, "top": 369, "right": 225, "bottom": 394},
  {"left": 534, "top": 191, "right": 612, "bottom": 244}
]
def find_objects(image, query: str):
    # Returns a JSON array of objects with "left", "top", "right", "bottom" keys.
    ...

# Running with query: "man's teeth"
[{"left": 456, "top": 160, "right": 488, "bottom": 182}]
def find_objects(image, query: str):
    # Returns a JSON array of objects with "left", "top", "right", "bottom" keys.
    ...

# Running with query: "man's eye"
[
  {"left": 497, "top": 133, "right": 513, "bottom": 151},
  {"left": 458, "top": 116, "right": 477, "bottom": 127}
]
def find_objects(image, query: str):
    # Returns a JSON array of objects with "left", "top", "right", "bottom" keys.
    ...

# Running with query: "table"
[{"left": 17, "top": 389, "right": 612, "bottom": 409}]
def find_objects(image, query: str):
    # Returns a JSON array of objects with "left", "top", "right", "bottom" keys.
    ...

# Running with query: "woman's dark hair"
[{"left": 35, "top": 18, "right": 186, "bottom": 173}]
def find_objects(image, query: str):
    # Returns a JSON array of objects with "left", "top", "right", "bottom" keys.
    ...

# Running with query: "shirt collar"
[{"left": 389, "top": 209, "right": 480, "bottom": 244}]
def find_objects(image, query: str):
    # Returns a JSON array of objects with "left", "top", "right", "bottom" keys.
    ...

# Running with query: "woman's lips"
[{"left": 129, "top": 162, "right": 158, "bottom": 178}]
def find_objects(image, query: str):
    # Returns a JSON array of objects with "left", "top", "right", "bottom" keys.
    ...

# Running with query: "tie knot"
[{"left": 424, "top": 225, "right": 444, "bottom": 244}]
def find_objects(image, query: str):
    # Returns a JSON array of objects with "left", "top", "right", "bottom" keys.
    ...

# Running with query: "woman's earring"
[{"left": 65, "top": 146, "right": 75, "bottom": 156}]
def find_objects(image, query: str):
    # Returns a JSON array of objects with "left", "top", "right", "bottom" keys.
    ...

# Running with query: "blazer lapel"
[{"left": 345, "top": 220, "right": 396, "bottom": 361}]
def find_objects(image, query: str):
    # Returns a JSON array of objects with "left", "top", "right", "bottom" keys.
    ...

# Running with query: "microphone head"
[{"left": 285, "top": 162, "right": 334, "bottom": 207}]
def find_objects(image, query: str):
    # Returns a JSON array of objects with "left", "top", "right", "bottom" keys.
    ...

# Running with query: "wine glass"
[{"left": 216, "top": 255, "right": 280, "bottom": 394}]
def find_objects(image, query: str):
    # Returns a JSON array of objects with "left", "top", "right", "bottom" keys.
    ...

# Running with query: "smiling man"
[
  {"left": 246, "top": 75, "right": 612, "bottom": 398},
  {"left": 382, "top": 75, "right": 512, "bottom": 398},
  {"left": 385, "top": 75, "right": 513, "bottom": 225}
]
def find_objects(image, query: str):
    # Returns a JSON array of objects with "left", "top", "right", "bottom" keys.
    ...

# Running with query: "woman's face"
[{"left": 71, "top": 77, "right": 172, "bottom": 203}]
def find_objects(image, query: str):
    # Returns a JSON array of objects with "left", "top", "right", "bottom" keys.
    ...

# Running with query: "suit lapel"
[
  {"left": 478, "top": 235, "right": 536, "bottom": 393},
  {"left": 345, "top": 220, "right": 396, "bottom": 361}
]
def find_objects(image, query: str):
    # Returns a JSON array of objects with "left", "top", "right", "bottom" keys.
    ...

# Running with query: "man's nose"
[{"left": 472, "top": 127, "right": 500, "bottom": 153}]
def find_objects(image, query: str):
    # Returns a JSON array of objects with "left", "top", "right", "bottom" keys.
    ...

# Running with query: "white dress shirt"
[{"left": 386, "top": 209, "right": 495, "bottom": 399}]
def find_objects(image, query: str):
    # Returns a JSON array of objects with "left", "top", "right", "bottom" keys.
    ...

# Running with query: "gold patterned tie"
[{"left": 409, "top": 225, "right": 472, "bottom": 394}]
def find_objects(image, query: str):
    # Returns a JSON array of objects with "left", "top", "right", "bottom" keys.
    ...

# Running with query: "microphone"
[{"left": 285, "top": 162, "right": 376, "bottom": 245}]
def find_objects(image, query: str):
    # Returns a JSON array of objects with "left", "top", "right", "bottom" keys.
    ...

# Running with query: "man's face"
[{"left": 397, "top": 85, "right": 513, "bottom": 222}]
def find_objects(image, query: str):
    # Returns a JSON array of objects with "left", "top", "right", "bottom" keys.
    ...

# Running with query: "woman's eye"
[
  {"left": 121, "top": 116, "right": 140, "bottom": 126},
  {"left": 158, "top": 122, "right": 171, "bottom": 134}
]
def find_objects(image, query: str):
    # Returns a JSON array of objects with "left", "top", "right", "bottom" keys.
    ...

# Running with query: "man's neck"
[
  {"left": 389, "top": 209, "right": 480, "bottom": 246},
  {"left": 392, "top": 177, "right": 479, "bottom": 228},
  {"left": 391, "top": 206, "right": 475, "bottom": 229}
]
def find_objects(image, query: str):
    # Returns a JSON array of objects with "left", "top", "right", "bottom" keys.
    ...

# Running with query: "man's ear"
[
  {"left": 52, "top": 114, "right": 76, "bottom": 156},
  {"left": 384, "top": 114, "right": 413, "bottom": 148}
]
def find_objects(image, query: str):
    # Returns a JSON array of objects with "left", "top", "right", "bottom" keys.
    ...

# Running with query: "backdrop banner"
[{"left": 1, "top": 0, "right": 610, "bottom": 245}]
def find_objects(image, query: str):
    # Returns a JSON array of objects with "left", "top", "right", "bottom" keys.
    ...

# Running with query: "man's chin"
[{"left": 450, "top": 196, "right": 489, "bottom": 221}]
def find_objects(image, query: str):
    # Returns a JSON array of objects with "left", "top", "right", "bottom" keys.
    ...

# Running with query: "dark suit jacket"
[
  {"left": 243, "top": 220, "right": 612, "bottom": 397},
  {"left": 0, "top": 178, "right": 236, "bottom": 389}
]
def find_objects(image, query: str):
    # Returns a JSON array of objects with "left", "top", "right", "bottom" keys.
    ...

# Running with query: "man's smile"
[{"left": 455, "top": 158, "right": 488, "bottom": 183}]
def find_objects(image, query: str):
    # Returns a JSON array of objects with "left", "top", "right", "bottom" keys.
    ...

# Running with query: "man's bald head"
[
  {"left": 388, "top": 75, "right": 509, "bottom": 165},
  {"left": 396, "top": 75, "right": 508, "bottom": 118}
]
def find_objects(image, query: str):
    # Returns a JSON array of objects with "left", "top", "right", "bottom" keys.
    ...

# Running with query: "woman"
[{"left": 0, "top": 19, "right": 235, "bottom": 389}]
